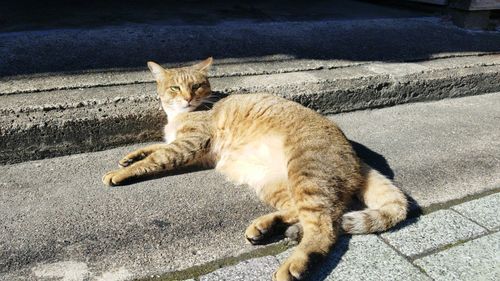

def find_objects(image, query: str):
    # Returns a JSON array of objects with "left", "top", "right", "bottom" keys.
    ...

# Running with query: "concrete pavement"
[{"left": 1, "top": 93, "right": 499, "bottom": 281}]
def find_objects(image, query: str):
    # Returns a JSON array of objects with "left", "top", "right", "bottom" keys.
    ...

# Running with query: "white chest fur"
[
  {"left": 164, "top": 107, "right": 192, "bottom": 144},
  {"left": 163, "top": 118, "right": 178, "bottom": 144}
]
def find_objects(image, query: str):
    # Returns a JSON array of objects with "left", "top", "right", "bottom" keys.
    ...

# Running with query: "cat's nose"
[{"left": 186, "top": 96, "right": 194, "bottom": 103}]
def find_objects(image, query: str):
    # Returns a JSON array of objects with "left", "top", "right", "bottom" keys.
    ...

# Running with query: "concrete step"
[
  {"left": 1, "top": 93, "right": 499, "bottom": 280},
  {"left": 1, "top": 54, "right": 499, "bottom": 165},
  {"left": 2, "top": 16, "right": 500, "bottom": 165},
  {"left": 2, "top": 17, "right": 500, "bottom": 77}
]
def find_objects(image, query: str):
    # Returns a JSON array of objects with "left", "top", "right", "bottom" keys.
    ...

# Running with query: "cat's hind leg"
[{"left": 273, "top": 180, "right": 344, "bottom": 281}]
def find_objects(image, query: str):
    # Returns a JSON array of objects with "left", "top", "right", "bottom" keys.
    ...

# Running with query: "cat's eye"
[
  {"left": 170, "top": 86, "right": 180, "bottom": 91},
  {"left": 192, "top": 84, "right": 200, "bottom": 90}
]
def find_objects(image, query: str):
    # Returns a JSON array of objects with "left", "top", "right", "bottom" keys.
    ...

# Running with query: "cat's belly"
[{"left": 214, "top": 135, "right": 288, "bottom": 194}]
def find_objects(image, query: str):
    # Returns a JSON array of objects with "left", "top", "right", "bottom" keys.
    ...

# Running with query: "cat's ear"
[
  {"left": 192, "top": 57, "right": 213, "bottom": 73},
  {"left": 147, "top": 61, "right": 167, "bottom": 81}
]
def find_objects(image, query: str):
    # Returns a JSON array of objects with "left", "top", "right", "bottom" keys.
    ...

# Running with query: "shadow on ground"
[{"left": 1, "top": 0, "right": 499, "bottom": 76}]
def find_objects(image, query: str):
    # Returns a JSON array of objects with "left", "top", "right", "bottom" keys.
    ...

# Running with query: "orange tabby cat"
[{"left": 103, "top": 58, "right": 407, "bottom": 281}]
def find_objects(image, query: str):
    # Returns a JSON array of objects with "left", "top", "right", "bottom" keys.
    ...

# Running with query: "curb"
[{"left": 1, "top": 55, "right": 499, "bottom": 165}]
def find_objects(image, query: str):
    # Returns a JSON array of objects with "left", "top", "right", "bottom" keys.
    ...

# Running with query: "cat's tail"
[{"left": 341, "top": 161, "right": 408, "bottom": 234}]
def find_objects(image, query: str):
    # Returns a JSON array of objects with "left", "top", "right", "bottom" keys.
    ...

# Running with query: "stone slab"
[
  {"left": 381, "top": 210, "right": 487, "bottom": 257},
  {"left": 452, "top": 192, "right": 500, "bottom": 231},
  {"left": 414, "top": 231, "right": 500, "bottom": 281},
  {"left": 277, "top": 235, "right": 430, "bottom": 281}
]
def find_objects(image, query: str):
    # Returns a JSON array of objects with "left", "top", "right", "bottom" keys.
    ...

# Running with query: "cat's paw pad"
[{"left": 273, "top": 255, "right": 308, "bottom": 281}]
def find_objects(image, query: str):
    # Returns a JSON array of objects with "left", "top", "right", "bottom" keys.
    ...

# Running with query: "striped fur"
[
  {"left": 103, "top": 58, "right": 408, "bottom": 281},
  {"left": 341, "top": 162, "right": 407, "bottom": 234}
]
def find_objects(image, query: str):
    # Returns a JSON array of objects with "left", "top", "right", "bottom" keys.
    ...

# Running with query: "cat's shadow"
[{"left": 350, "top": 140, "right": 422, "bottom": 217}]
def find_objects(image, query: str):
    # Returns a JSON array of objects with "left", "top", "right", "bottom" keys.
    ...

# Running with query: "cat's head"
[{"left": 147, "top": 57, "right": 213, "bottom": 117}]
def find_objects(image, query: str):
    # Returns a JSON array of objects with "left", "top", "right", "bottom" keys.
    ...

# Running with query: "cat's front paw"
[
  {"left": 102, "top": 170, "right": 127, "bottom": 186},
  {"left": 273, "top": 254, "right": 308, "bottom": 281}
]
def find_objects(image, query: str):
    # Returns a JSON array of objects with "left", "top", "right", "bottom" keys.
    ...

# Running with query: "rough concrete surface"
[
  {"left": 1, "top": 93, "right": 499, "bottom": 280},
  {"left": 414, "top": 231, "right": 500, "bottom": 281},
  {"left": 199, "top": 256, "right": 279, "bottom": 281},
  {"left": 452, "top": 192, "right": 500, "bottom": 231},
  {"left": 2, "top": 52, "right": 498, "bottom": 95},
  {"left": 1, "top": 55, "right": 499, "bottom": 164},
  {"left": 380, "top": 210, "right": 487, "bottom": 257},
  {"left": 0, "top": 150, "right": 270, "bottom": 280},
  {"left": 332, "top": 92, "right": 500, "bottom": 209}
]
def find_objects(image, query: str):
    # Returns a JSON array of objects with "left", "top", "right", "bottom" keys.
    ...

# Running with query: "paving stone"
[
  {"left": 414, "top": 232, "right": 500, "bottom": 281},
  {"left": 199, "top": 256, "right": 279, "bottom": 281},
  {"left": 276, "top": 235, "right": 430, "bottom": 281},
  {"left": 381, "top": 209, "right": 487, "bottom": 257},
  {"left": 452, "top": 192, "right": 500, "bottom": 231}
]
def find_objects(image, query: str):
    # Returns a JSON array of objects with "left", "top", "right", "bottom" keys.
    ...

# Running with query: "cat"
[{"left": 102, "top": 58, "right": 408, "bottom": 281}]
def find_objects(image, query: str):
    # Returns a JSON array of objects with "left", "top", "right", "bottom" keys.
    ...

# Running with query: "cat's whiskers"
[
  {"left": 198, "top": 103, "right": 212, "bottom": 110},
  {"left": 201, "top": 100, "right": 216, "bottom": 104},
  {"left": 204, "top": 94, "right": 220, "bottom": 101}
]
